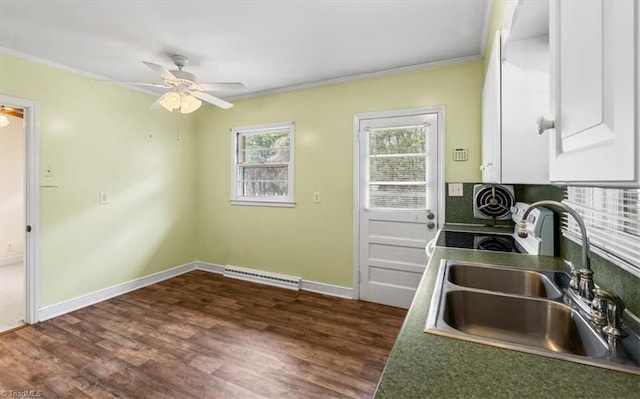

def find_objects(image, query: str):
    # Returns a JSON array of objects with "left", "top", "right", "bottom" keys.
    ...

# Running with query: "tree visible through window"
[
  {"left": 232, "top": 123, "right": 294, "bottom": 205},
  {"left": 367, "top": 126, "right": 427, "bottom": 209}
]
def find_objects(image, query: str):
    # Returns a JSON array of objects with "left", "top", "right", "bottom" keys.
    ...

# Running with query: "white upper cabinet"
[
  {"left": 547, "top": 0, "right": 639, "bottom": 186},
  {"left": 481, "top": 31, "right": 501, "bottom": 183},
  {"left": 481, "top": 0, "right": 550, "bottom": 184}
]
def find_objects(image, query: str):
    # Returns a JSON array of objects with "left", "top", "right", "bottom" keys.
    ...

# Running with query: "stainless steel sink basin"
[
  {"left": 442, "top": 290, "right": 608, "bottom": 357},
  {"left": 425, "top": 259, "right": 640, "bottom": 375},
  {"left": 447, "top": 263, "right": 563, "bottom": 299}
]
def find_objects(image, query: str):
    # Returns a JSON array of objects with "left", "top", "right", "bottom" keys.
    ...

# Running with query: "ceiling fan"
[
  {"left": 0, "top": 105, "right": 23, "bottom": 127},
  {"left": 116, "top": 54, "right": 245, "bottom": 113}
]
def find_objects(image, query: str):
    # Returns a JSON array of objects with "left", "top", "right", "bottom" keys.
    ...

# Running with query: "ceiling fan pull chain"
[{"left": 175, "top": 111, "right": 181, "bottom": 141}]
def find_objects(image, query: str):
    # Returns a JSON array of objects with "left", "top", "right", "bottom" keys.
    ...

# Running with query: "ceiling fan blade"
[
  {"left": 143, "top": 61, "right": 177, "bottom": 80},
  {"left": 191, "top": 91, "right": 234, "bottom": 109},
  {"left": 194, "top": 82, "right": 246, "bottom": 92},
  {"left": 104, "top": 81, "right": 171, "bottom": 88}
]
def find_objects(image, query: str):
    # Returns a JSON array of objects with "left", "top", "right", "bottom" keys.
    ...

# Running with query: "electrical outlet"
[
  {"left": 448, "top": 183, "right": 463, "bottom": 197},
  {"left": 7, "top": 243, "right": 13, "bottom": 252},
  {"left": 313, "top": 192, "right": 320, "bottom": 203}
]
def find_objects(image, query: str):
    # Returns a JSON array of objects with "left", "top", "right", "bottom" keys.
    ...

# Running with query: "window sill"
[{"left": 230, "top": 200, "right": 296, "bottom": 208}]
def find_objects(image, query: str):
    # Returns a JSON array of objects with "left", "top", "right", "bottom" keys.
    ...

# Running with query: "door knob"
[
  {"left": 427, "top": 212, "right": 435, "bottom": 220},
  {"left": 427, "top": 222, "right": 435, "bottom": 229},
  {"left": 536, "top": 116, "right": 555, "bottom": 134}
]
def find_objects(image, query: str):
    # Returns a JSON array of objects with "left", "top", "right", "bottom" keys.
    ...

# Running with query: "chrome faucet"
[
  {"left": 518, "top": 200, "right": 595, "bottom": 302},
  {"left": 591, "top": 288, "right": 627, "bottom": 338}
]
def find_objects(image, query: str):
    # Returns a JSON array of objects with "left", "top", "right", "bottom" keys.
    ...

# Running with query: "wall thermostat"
[{"left": 453, "top": 148, "right": 468, "bottom": 161}]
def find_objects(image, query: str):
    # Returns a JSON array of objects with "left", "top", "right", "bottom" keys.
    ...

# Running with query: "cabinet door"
[
  {"left": 481, "top": 31, "right": 501, "bottom": 183},
  {"left": 549, "top": 0, "right": 638, "bottom": 185}
]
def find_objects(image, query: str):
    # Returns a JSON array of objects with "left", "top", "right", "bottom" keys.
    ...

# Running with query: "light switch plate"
[
  {"left": 448, "top": 183, "right": 463, "bottom": 197},
  {"left": 99, "top": 192, "right": 109, "bottom": 204}
]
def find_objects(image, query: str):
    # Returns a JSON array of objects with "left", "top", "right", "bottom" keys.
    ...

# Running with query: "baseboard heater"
[{"left": 223, "top": 265, "right": 301, "bottom": 291}]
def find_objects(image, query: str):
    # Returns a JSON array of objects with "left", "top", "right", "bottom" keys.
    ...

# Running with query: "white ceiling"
[{"left": 0, "top": 0, "right": 492, "bottom": 99}]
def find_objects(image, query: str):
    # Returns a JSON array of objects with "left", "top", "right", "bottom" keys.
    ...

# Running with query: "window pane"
[
  {"left": 369, "top": 184, "right": 426, "bottom": 209},
  {"left": 238, "top": 131, "right": 290, "bottom": 164},
  {"left": 367, "top": 125, "right": 427, "bottom": 210},
  {"left": 564, "top": 187, "right": 640, "bottom": 269},
  {"left": 369, "top": 126, "right": 426, "bottom": 155},
  {"left": 369, "top": 155, "right": 426, "bottom": 182},
  {"left": 239, "top": 166, "right": 288, "bottom": 197}
]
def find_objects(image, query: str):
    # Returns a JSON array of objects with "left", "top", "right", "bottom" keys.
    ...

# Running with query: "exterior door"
[{"left": 357, "top": 111, "right": 439, "bottom": 309}]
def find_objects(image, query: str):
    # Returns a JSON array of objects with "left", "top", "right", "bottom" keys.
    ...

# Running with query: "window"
[
  {"left": 367, "top": 125, "right": 427, "bottom": 210},
  {"left": 231, "top": 122, "right": 294, "bottom": 207},
  {"left": 563, "top": 187, "right": 640, "bottom": 274}
]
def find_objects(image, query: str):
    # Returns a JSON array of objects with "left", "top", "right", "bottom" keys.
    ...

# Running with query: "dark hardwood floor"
[{"left": 0, "top": 270, "right": 407, "bottom": 398}]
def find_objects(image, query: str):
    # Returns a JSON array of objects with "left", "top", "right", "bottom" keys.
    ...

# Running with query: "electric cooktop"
[{"left": 436, "top": 230, "right": 523, "bottom": 253}]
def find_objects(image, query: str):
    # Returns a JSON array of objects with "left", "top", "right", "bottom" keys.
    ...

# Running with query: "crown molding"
[
  {"left": 0, "top": 47, "right": 157, "bottom": 96},
  {"left": 226, "top": 55, "right": 483, "bottom": 101},
  {"left": 2, "top": 47, "right": 482, "bottom": 102}
]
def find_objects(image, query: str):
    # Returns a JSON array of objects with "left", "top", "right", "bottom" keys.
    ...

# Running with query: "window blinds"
[{"left": 563, "top": 187, "right": 640, "bottom": 270}]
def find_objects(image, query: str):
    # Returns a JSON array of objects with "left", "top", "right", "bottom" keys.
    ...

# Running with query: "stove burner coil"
[
  {"left": 473, "top": 184, "right": 515, "bottom": 220},
  {"left": 476, "top": 236, "right": 515, "bottom": 252}
]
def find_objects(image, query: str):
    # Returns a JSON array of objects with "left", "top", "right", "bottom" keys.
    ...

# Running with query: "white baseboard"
[
  {"left": 300, "top": 279, "right": 354, "bottom": 299},
  {"left": 193, "top": 261, "right": 224, "bottom": 274},
  {"left": 38, "top": 261, "right": 198, "bottom": 322},
  {"left": 0, "top": 255, "right": 23, "bottom": 267},
  {"left": 37, "top": 260, "right": 354, "bottom": 323}
]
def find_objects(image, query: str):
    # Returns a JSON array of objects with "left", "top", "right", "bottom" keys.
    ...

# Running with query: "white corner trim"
[
  {"left": 226, "top": 55, "right": 482, "bottom": 101},
  {"left": 300, "top": 280, "right": 354, "bottom": 299},
  {"left": 0, "top": 47, "right": 157, "bottom": 96},
  {"left": 194, "top": 261, "right": 225, "bottom": 274},
  {"left": 38, "top": 262, "right": 198, "bottom": 322},
  {"left": 0, "top": 255, "right": 23, "bottom": 267}
]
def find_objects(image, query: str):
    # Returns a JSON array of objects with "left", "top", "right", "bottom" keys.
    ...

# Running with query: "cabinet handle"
[{"left": 536, "top": 116, "right": 555, "bottom": 135}]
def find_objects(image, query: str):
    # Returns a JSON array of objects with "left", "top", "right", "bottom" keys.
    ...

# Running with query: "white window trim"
[
  {"left": 230, "top": 121, "right": 295, "bottom": 207},
  {"left": 563, "top": 187, "right": 640, "bottom": 278}
]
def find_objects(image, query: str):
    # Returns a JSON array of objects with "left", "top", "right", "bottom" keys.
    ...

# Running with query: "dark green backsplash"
[
  {"left": 445, "top": 182, "right": 639, "bottom": 315},
  {"left": 561, "top": 239, "right": 640, "bottom": 316},
  {"left": 444, "top": 183, "right": 564, "bottom": 225}
]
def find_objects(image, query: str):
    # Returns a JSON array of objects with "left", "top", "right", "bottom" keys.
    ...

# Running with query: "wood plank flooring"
[{"left": 0, "top": 270, "right": 407, "bottom": 398}]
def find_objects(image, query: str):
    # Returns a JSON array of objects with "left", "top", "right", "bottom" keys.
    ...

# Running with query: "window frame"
[
  {"left": 563, "top": 187, "right": 640, "bottom": 278},
  {"left": 230, "top": 121, "right": 295, "bottom": 207}
]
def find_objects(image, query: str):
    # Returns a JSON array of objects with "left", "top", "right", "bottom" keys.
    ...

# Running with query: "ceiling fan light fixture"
[
  {"left": 0, "top": 114, "right": 9, "bottom": 127},
  {"left": 158, "top": 91, "right": 181, "bottom": 111},
  {"left": 180, "top": 95, "right": 202, "bottom": 114}
]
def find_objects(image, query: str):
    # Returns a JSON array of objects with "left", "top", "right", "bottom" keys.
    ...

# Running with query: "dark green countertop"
[{"left": 374, "top": 247, "right": 640, "bottom": 399}]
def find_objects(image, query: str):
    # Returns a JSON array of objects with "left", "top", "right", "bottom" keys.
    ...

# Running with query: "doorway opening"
[
  {"left": 0, "top": 95, "right": 40, "bottom": 332},
  {"left": 0, "top": 105, "right": 25, "bottom": 331}
]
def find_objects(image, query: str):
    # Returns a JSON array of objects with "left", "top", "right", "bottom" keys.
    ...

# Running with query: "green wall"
[
  {"left": 195, "top": 61, "right": 484, "bottom": 287},
  {"left": 1, "top": 52, "right": 483, "bottom": 306},
  {"left": 0, "top": 53, "right": 198, "bottom": 306}
]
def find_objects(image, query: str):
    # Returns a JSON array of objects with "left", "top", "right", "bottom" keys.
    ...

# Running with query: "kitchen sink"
[
  {"left": 425, "top": 260, "right": 640, "bottom": 375},
  {"left": 447, "top": 263, "right": 563, "bottom": 299},
  {"left": 442, "top": 290, "right": 608, "bottom": 357}
]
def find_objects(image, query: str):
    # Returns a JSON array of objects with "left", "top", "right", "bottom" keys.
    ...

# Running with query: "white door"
[
  {"left": 549, "top": 0, "right": 638, "bottom": 185},
  {"left": 357, "top": 111, "right": 439, "bottom": 309}
]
